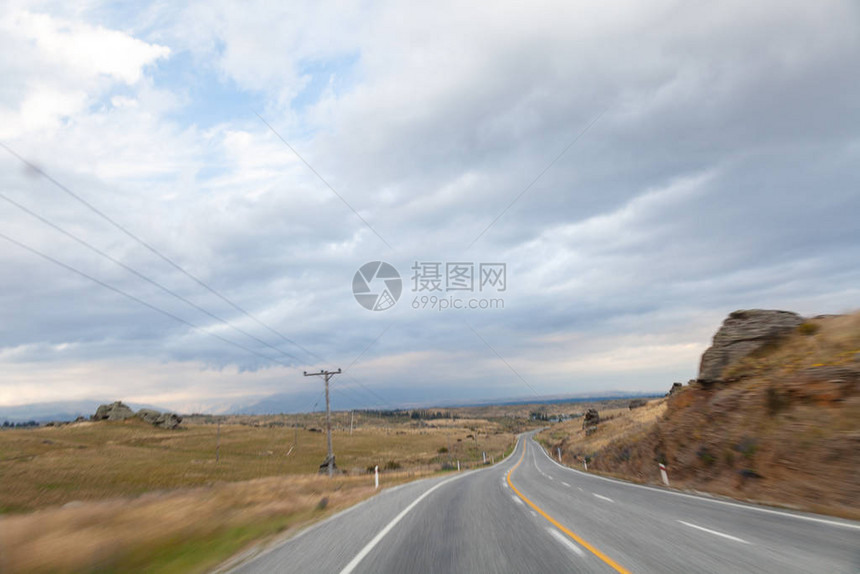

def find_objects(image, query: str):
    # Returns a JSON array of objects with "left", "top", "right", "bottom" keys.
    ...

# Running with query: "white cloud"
[{"left": 0, "top": 1, "right": 858, "bottom": 411}]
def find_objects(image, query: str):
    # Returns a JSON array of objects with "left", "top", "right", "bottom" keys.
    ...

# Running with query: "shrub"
[
  {"left": 797, "top": 322, "right": 820, "bottom": 336},
  {"left": 437, "top": 446, "right": 448, "bottom": 454},
  {"left": 696, "top": 447, "right": 716, "bottom": 466},
  {"left": 766, "top": 387, "right": 788, "bottom": 415}
]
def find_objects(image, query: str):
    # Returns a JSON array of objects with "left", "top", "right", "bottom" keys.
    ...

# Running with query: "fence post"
[{"left": 374, "top": 465, "right": 379, "bottom": 489}]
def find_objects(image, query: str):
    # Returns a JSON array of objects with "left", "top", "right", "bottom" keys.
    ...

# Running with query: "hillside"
[{"left": 538, "top": 310, "right": 860, "bottom": 519}]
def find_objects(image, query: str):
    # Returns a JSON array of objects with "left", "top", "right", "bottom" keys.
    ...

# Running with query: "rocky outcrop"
[
  {"left": 153, "top": 412, "right": 182, "bottom": 429},
  {"left": 582, "top": 409, "right": 600, "bottom": 429},
  {"left": 136, "top": 409, "right": 182, "bottom": 429},
  {"left": 698, "top": 310, "right": 804, "bottom": 383},
  {"left": 628, "top": 399, "right": 648, "bottom": 410},
  {"left": 667, "top": 382, "right": 684, "bottom": 396},
  {"left": 92, "top": 401, "right": 135, "bottom": 421},
  {"left": 91, "top": 403, "right": 181, "bottom": 429},
  {"left": 136, "top": 409, "right": 162, "bottom": 425}
]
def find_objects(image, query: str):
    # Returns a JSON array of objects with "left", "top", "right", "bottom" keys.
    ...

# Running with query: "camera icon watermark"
[
  {"left": 353, "top": 261, "right": 506, "bottom": 312},
  {"left": 352, "top": 261, "right": 402, "bottom": 311}
]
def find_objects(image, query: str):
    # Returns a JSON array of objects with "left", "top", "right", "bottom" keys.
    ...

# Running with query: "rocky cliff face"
[{"left": 698, "top": 310, "right": 804, "bottom": 383}]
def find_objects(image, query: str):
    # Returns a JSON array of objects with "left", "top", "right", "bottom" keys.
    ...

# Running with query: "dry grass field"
[
  {"left": 0, "top": 411, "right": 524, "bottom": 573},
  {"left": 0, "top": 415, "right": 516, "bottom": 513}
]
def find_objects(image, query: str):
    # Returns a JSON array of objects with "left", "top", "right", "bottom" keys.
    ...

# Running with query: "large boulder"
[
  {"left": 92, "top": 401, "right": 135, "bottom": 421},
  {"left": 698, "top": 310, "right": 804, "bottom": 383},
  {"left": 136, "top": 409, "right": 162, "bottom": 425},
  {"left": 154, "top": 412, "right": 182, "bottom": 429},
  {"left": 135, "top": 409, "right": 182, "bottom": 429}
]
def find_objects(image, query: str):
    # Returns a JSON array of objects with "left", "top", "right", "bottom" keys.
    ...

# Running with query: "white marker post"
[
  {"left": 374, "top": 465, "right": 379, "bottom": 489},
  {"left": 483, "top": 451, "right": 486, "bottom": 464},
  {"left": 557, "top": 447, "right": 562, "bottom": 462},
  {"left": 583, "top": 459, "right": 588, "bottom": 471},
  {"left": 659, "top": 463, "right": 669, "bottom": 486},
  {"left": 457, "top": 460, "right": 460, "bottom": 472}
]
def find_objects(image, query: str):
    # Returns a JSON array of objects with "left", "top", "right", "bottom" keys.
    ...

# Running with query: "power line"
[
  {"left": 1, "top": 143, "right": 398, "bottom": 411},
  {"left": 255, "top": 113, "right": 393, "bottom": 251},
  {"left": 465, "top": 320, "right": 541, "bottom": 397},
  {"left": 0, "top": 191, "right": 305, "bottom": 364},
  {"left": 0, "top": 142, "right": 323, "bottom": 366},
  {"left": 0, "top": 230, "right": 294, "bottom": 369}
]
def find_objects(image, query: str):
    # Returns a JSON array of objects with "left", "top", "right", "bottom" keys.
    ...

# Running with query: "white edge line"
[
  {"left": 678, "top": 520, "right": 750, "bottom": 544},
  {"left": 232, "top": 435, "right": 524, "bottom": 573},
  {"left": 530, "top": 436, "right": 860, "bottom": 531},
  {"left": 339, "top": 473, "right": 465, "bottom": 574},
  {"left": 339, "top": 435, "right": 526, "bottom": 574},
  {"left": 592, "top": 493, "right": 614, "bottom": 503},
  {"left": 546, "top": 527, "right": 586, "bottom": 557}
]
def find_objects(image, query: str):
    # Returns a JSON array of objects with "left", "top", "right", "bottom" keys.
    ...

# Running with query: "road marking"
[
  {"left": 507, "top": 442, "right": 630, "bottom": 574},
  {"left": 593, "top": 493, "right": 614, "bottom": 503},
  {"left": 534, "top": 438, "right": 860, "bottom": 532},
  {"left": 531, "top": 510, "right": 538, "bottom": 518},
  {"left": 577, "top": 487, "right": 583, "bottom": 492},
  {"left": 512, "top": 495, "right": 524, "bottom": 506},
  {"left": 548, "top": 475, "right": 554, "bottom": 480},
  {"left": 547, "top": 527, "right": 586, "bottom": 557},
  {"left": 562, "top": 481, "right": 571, "bottom": 487},
  {"left": 678, "top": 520, "right": 750, "bottom": 544},
  {"left": 339, "top": 473, "right": 465, "bottom": 574}
]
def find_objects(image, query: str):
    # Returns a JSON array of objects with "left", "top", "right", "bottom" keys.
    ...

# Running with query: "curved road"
[{"left": 232, "top": 433, "right": 859, "bottom": 573}]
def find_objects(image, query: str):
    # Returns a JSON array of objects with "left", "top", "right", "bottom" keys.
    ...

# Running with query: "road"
[{"left": 231, "top": 432, "right": 860, "bottom": 573}]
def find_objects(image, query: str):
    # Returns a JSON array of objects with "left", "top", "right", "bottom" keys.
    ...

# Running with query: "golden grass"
[
  {"left": 0, "top": 414, "right": 520, "bottom": 573},
  {"left": 0, "top": 418, "right": 515, "bottom": 513},
  {"left": 0, "top": 471, "right": 422, "bottom": 573},
  {"left": 538, "top": 400, "right": 667, "bottom": 459}
]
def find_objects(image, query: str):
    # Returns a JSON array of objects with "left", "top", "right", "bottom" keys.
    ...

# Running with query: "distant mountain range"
[
  {"left": 230, "top": 389, "right": 664, "bottom": 415},
  {"left": 1, "top": 390, "right": 664, "bottom": 422},
  {"left": 0, "top": 399, "right": 168, "bottom": 423}
]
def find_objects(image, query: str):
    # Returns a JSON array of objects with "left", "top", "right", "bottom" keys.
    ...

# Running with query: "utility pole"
[
  {"left": 349, "top": 409, "right": 354, "bottom": 435},
  {"left": 304, "top": 368, "right": 341, "bottom": 477}
]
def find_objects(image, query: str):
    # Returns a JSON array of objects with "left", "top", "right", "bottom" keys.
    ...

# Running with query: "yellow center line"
[{"left": 507, "top": 440, "right": 631, "bottom": 574}]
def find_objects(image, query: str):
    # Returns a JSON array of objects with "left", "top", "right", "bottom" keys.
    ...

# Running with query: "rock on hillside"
[
  {"left": 92, "top": 401, "right": 135, "bottom": 421},
  {"left": 698, "top": 310, "right": 804, "bottom": 383},
  {"left": 92, "top": 402, "right": 182, "bottom": 429},
  {"left": 136, "top": 408, "right": 182, "bottom": 430}
]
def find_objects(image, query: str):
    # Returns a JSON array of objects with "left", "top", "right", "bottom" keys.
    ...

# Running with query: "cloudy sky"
[{"left": 1, "top": 0, "right": 858, "bottom": 413}]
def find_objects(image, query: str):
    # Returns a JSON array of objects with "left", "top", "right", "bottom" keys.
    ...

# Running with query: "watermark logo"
[
  {"left": 353, "top": 260, "right": 507, "bottom": 312},
  {"left": 353, "top": 261, "right": 402, "bottom": 311}
]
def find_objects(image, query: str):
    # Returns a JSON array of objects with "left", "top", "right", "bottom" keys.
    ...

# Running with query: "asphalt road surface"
[{"left": 231, "top": 432, "right": 860, "bottom": 573}]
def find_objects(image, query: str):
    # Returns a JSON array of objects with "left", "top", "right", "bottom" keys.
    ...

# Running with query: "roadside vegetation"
[
  {"left": 538, "top": 312, "right": 860, "bottom": 520},
  {"left": 0, "top": 409, "right": 530, "bottom": 573}
]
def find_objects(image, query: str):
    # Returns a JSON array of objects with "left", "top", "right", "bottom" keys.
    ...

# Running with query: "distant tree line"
[
  {"left": 361, "top": 409, "right": 456, "bottom": 420},
  {"left": 409, "top": 409, "right": 454, "bottom": 420},
  {"left": 529, "top": 410, "right": 550, "bottom": 421},
  {"left": 2, "top": 420, "right": 39, "bottom": 428}
]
